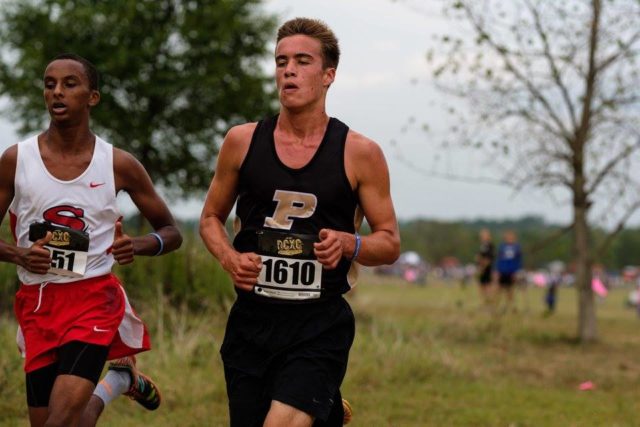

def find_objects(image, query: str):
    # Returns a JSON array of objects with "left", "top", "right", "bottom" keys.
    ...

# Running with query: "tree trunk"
[
  {"left": 574, "top": 197, "right": 597, "bottom": 342},
  {"left": 572, "top": 0, "right": 600, "bottom": 343}
]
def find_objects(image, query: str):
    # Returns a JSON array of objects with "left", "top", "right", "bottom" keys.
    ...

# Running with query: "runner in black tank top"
[
  {"left": 234, "top": 114, "right": 358, "bottom": 303},
  {"left": 200, "top": 18, "right": 400, "bottom": 427},
  {"left": 218, "top": 115, "right": 358, "bottom": 426}
]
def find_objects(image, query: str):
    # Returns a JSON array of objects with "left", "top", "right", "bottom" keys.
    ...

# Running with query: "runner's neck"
[
  {"left": 277, "top": 109, "right": 330, "bottom": 140},
  {"left": 43, "top": 125, "right": 95, "bottom": 155}
]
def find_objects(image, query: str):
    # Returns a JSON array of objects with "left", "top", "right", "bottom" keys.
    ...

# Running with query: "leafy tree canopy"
[{"left": 0, "top": 0, "right": 278, "bottom": 197}]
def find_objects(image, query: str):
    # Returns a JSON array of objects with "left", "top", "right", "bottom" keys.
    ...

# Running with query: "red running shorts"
[{"left": 14, "top": 273, "right": 151, "bottom": 373}]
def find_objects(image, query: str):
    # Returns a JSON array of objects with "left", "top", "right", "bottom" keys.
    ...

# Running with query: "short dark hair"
[
  {"left": 50, "top": 53, "right": 99, "bottom": 91},
  {"left": 277, "top": 18, "right": 340, "bottom": 69}
]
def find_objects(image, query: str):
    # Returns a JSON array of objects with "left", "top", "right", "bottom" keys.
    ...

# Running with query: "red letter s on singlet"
[{"left": 43, "top": 205, "right": 87, "bottom": 231}]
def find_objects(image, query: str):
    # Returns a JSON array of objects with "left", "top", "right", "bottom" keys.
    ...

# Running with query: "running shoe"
[
  {"left": 108, "top": 356, "right": 162, "bottom": 411},
  {"left": 342, "top": 398, "right": 353, "bottom": 425}
]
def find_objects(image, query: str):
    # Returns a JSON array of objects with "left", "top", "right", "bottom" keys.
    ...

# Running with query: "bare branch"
[
  {"left": 498, "top": 108, "right": 571, "bottom": 144},
  {"left": 593, "top": 95, "right": 640, "bottom": 118},
  {"left": 393, "top": 154, "right": 509, "bottom": 186},
  {"left": 587, "top": 138, "right": 640, "bottom": 194},
  {"left": 532, "top": 172, "right": 573, "bottom": 189},
  {"left": 458, "top": 2, "right": 574, "bottom": 143},
  {"left": 510, "top": 160, "right": 572, "bottom": 192},
  {"left": 592, "top": 111, "right": 640, "bottom": 131},
  {"left": 529, "top": 224, "right": 574, "bottom": 254},
  {"left": 596, "top": 29, "right": 640, "bottom": 73},
  {"left": 525, "top": 145, "right": 572, "bottom": 164},
  {"left": 573, "top": 0, "right": 601, "bottom": 152},
  {"left": 596, "top": 199, "right": 640, "bottom": 257},
  {"left": 526, "top": 0, "right": 578, "bottom": 128}
]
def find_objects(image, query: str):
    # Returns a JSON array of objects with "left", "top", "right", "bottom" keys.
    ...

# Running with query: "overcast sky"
[{"left": 0, "top": 0, "right": 581, "bottom": 225}]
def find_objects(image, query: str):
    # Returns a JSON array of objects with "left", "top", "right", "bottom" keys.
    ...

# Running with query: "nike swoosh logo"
[
  {"left": 93, "top": 326, "right": 109, "bottom": 332},
  {"left": 90, "top": 182, "right": 105, "bottom": 188}
]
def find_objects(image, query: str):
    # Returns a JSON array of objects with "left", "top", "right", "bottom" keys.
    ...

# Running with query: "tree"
[
  {"left": 419, "top": 0, "right": 640, "bottom": 341},
  {"left": 0, "top": 0, "right": 277, "bottom": 197}
]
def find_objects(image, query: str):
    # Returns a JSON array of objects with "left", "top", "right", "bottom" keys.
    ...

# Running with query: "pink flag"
[
  {"left": 533, "top": 273, "right": 547, "bottom": 287},
  {"left": 592, "top": 278, "right": 608, "bottom": 297},
  {"left": 578, "top": 381, "right": 596, "bottom": 391}
]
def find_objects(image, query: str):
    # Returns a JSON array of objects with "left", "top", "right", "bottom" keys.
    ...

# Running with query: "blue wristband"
[
  {"left": 149, "top": 232, "right": 164, "bottom": 256},
  {"left": 351, "top": 232, "right": 361, "bottom": 262}
]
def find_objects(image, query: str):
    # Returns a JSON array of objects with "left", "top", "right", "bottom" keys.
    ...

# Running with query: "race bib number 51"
[
  {"left": 29, "top": 221, "right": 89, "bottom": 278},
  {"left": 255, "top": 230, "right": 322, "bottom": 301}
]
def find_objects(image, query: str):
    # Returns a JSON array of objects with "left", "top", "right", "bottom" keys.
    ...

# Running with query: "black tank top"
[{"left": 233, "top": 115, "right": 358, "bottom": 303}]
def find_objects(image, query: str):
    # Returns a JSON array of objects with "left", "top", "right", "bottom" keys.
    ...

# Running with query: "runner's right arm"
[
  {"left": 199, "top": 124, "right": 262, "bottom": 292},
  {"left": 112, "top": 148, "right": 182, "bottom": 264},
  {"left": 0, "top": 145, "right": 52, "bottom": 273}
]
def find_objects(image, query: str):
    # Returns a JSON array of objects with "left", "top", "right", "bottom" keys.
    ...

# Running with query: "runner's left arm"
[
  {"left": 314, "top": 132, "right": 400, "bottom": 268},
  {"left": 113, "top": 148, "right": 182, "bottom": 262}
]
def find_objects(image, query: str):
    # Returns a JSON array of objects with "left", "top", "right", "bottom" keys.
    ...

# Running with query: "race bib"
[
  {"left": 29, "top": 221, "right": 89, "bottom": 278},
  {"left": 255, "top": 230, "right": 322, "bottom": 301}
]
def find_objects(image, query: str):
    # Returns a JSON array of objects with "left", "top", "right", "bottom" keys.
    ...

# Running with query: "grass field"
[{"left": 1, "top": 273, "right": 640, "bottom": 426}]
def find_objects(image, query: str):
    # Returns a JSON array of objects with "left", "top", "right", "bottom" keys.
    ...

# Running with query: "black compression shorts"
[
  {"left": 220, "top": 296, "right": 355, "bottom": 426},
  {"left": 25, "top": 340, "right": 108, "bottom": 407}
]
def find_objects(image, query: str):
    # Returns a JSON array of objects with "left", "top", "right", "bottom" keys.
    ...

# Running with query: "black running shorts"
[
  {"left": 479, "top": 266, "right": 492, "bottom": 285},
  {"left": 220, "top": 296, "right": 355, "bottom": 426},
  {"left": 499, "top": 272, "right": 516, "bottom": 287}
]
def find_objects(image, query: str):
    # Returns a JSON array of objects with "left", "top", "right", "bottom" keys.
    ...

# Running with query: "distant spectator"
[
  {"left": 496, "top": 230, "right": 523, "bottom": 312},
  {"left": 544, "top": 278, "right": 558, "bottom": 315},
  {"left": 544, "top": 261, "right": 564, "bottom": 316},
  {"left": 475, "top": 228, "right": 495, "bottom": 306}
]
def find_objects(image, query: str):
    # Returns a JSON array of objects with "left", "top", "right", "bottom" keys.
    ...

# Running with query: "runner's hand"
[
  {"left": 112, "top": 221, "right": 134, "bottom": 265},
  {"left": 20, "top": 231, "right": 53, "bottom": 274},
  {"left": 223, "top": 252, "right": 262, "bottom": 291},
  {"left": 314, "top": 228, "right": 346, "bottom": 269}
]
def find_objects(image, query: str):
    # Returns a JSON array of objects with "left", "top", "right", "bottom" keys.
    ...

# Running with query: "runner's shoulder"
[
  {"left": 113, "top": 147, "right": 142, "bottom": 169},
  {"left": 0, "top": 144, "right": 18, "bottom": 180},
  {"left": 0, "top": 144, "right": 18, "bottom": 165},
  {"left": 225, "top": 122, "right": 258, "bottom": 147},
  {"left": 219, "top": 122, "right": 259, "bottom": 166},
  {"left": 113, "top": 147, "right": 147, "bottom": 184},
  {"left": 345, "top": 129, "right": 385, "bottom": 164}
]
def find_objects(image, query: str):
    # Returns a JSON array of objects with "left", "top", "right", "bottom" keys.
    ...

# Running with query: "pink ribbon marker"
[{"left": 578, "top": 381, "right": 595, "bottom": 391}]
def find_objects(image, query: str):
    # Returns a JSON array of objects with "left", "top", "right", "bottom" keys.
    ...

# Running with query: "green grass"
[{"left": 2, "top": 274, "right": 640, "bottom": 426}]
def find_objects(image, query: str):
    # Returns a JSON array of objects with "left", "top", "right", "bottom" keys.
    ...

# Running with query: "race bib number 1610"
[{"left": 255, "top": 230, "right": 322, "bottom": 301}]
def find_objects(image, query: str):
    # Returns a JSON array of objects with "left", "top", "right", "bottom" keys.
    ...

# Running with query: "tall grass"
[
  {"left": 342, "top": 276, "right": 640, "bottom": 426},
  {"left": 2, "top": 252, "right": 640, "bottom": 425}
]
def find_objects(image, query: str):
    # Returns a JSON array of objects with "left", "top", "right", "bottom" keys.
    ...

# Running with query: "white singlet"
[{"left": 9, "top": 135, "right": 121, "bottom": 284}]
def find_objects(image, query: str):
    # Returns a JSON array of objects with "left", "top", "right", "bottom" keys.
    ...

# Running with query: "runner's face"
[
  {"left": 275, "top": 35, "right": 335, "bottom": 110},
  {"left": 43, "top": 59, "right": 99, "bottom": 124}
]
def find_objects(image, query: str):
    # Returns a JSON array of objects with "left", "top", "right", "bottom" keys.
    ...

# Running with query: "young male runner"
[
  {"left": 200, "top": 18, "right": 400, "bottom": 427},
  {"left": 0, "top": 54, "right": 182, "bottom": 427}
]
